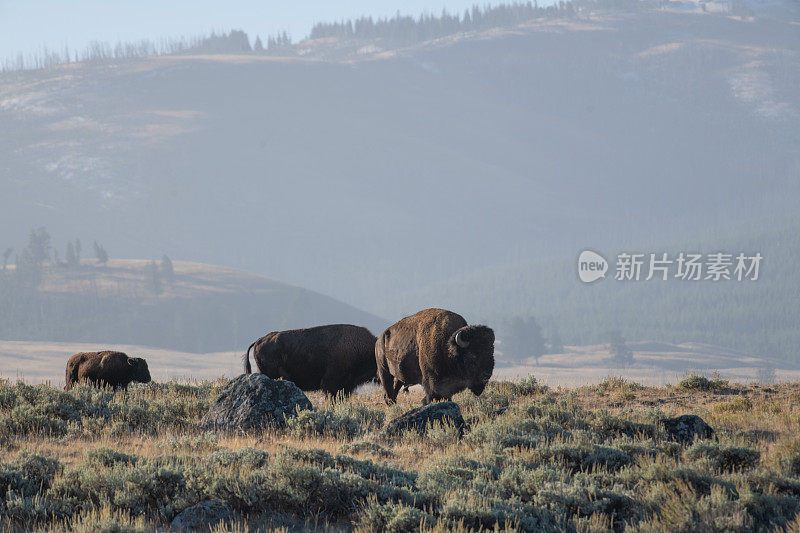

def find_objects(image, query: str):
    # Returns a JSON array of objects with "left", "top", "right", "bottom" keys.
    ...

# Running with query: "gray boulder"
[
  {"left": 661, "top": 414, "right": 715, "bottom": 443},
  {"left": 383, "top": 401, "right": 465, "bottom": 438},
  {"left": 171, "top": 499, "right": 233, "bottom": 530},
  {"left": 201, "top": 373, "right": 312, "bottom": 431}
]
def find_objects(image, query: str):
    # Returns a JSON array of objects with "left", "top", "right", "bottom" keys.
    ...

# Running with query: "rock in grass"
[
  {"left": 661, "top": 414, "right": 714, "bottom": 443},
  {"left": 383, "top": 401, "right": 465, "bottom": 438},
  {"left": 172, "top": 499, "right": 233, "bottom": 530},
  {"left": 201, "top": 373, "right": 312, "bottom": 431}
]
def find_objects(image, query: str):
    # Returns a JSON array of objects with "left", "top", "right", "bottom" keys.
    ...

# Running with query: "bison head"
[
  {"left": 128, "top": 357, "right": 152, "bottom": 384},
  {"left": 449, "top": 325, "right": 495, "bottom": 395}
]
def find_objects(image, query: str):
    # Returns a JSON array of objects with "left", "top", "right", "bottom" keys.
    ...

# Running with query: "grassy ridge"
[{"left": 2, "top": 376, "right": 800, "bottom": 531}]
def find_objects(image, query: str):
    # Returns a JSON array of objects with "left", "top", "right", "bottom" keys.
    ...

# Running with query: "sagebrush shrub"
[
  {"left": 207, "top": 447, "right": 269, "bottom": 469},
  {"left": 677, "top": 373, "right": 729, "bottom": 392},
  {"left": 684, "top": 442, "right": 760, "bottom": 472}
]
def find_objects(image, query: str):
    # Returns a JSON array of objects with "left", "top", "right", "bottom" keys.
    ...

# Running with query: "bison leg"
[
  {"left": 421, "top": 378, "right": 447, "bottom": 406},
  {"left": 378, "top": 366, "right": 400, "bottom": 405}
]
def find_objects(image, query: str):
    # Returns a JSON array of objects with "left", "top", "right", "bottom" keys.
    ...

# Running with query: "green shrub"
[
  {"left": 596, "top": 376, "right": 644, "bottom": 394},
  {"left": 207, "top": 447, "right": 269, "bottom": 469},
  {"left": 684, "top": 442, "right": 760, "bottom": 472},
  {"left": 357, "top": 498, "right": 433, "bottom": 533},
  {"left": 771, "top": 438, "right": 800, "bottom": 476},
  {"left": 712, "top": 396, "right": 753, "bottom": 414},
  {"left": 676, "top": 373, "right": 729, "bottom": 392},
  {"left": 593, "top": 412, "right": 657, "bottom": 439},
  {"left": 285, "top": 409, "right": 362, "bottom": 439},
  {"left": 515, "top": 376, "right": 549, "bottom": 396},
  {"left": 85, "top": 448, "right": 138, "bottom": 468},
  {"left": 278, "top": 448, "right": 416, "bottom": 488},
  {"left": 439, "top": 489, "right": 555, "bottom": 532},
  {"left": 0, "top": 452, "right": 62, "bottom": 501},
  {"left": 339, "top": 440, "right": 394, "bottom": 458},
  {"left": 331, "top": 402, "right": 385, "bottom": 432},
  {"left": 69, "top": 503, "right": 148, "bottom": 533}
]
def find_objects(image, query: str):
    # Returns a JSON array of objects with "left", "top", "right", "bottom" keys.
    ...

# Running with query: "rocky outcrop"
[
  {"left": 200, "top": 374, "right": 312, "bottom": 431},
  {"left": 382, "top": 401, "right": 465, "bottom": 438},
  {"left": 661, "top": 414, "right": 715, "bottom": 443}
]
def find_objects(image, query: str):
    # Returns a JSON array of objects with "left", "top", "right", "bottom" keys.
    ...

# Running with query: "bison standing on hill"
[
  {"left": 376, "top": 308, "right": 494, "bottom": 405},
  {"left": 243, "top": 324, "right": 378, "bottom": 397},
  {"left": 65, "top": 351, "right": 152, "bottom": 390}
]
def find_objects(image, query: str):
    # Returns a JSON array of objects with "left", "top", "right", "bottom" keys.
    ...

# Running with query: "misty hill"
[
  {"left": 0, "top": 259, "right": 386, "bottom": 352},
  {"left": 398, "top": 217, "right": 800, "bottom": 361},
  {"left": 0, "top": 2, "right": 798, "bottom": 359}
]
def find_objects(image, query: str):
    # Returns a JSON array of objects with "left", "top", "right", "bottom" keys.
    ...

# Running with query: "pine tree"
[
  {"left": 75, "top": 239, "right": 82, "bottom": 263},
  {"left": 253, "top": 36, "right": 264, "bottom": 52},
  {"left": 94, "top": 241, "right": 109, "bottom": 266},
  {"left": 548, "top": 327, "right": 564, "bottom": 353},
  {"left": 65, "top": 241, "right": 77, "bottom": 267},
  {"left": 503, "top": 315, "right": 546, "bottom": 364},
  {"left": 146, "top": 260, "right": 162, "bottom": 295},
  {"left": 160, "top": 255, "right": 175, "bottom": 284},
  {"left": 26, "top": 227, "right": 51, "bottom": 266},
  {"left": 1, "top": 247, "right": 12, "bottom": 271},
  {"left": 608, "top": 329, "right": 634, "bottom": 367}
]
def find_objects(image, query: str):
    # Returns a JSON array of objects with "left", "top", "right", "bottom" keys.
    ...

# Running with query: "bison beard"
[
  {"left": 376, "top": 308, "right": 495, "bottom": 405},
  {"left": 243, "top": 324, "right": 378, "bottom": 397},
  {"left": 64, "top": 351, "right": 152, "bottom": 390}
]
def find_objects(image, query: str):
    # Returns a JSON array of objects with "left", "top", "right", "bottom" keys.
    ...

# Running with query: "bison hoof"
[{"left": 384, "top": 395, "right": 397, "bottom": 406}]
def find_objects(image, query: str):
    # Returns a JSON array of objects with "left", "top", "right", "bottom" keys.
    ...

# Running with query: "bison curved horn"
[{"left": 455, "top": 330, "right": 469, "bottom": 348}]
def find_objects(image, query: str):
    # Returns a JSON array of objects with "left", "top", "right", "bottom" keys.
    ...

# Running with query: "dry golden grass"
[{"left": 1, "top": 374, "right": 800, "bottom": 531}]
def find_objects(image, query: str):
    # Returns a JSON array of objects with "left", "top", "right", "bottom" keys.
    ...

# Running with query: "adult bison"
[
  {"left": 243, "top": 324, "right": 378, "bottom": 397},
  {"left": 65, "top": 351, "right": 152, "bottom": 390},
  {"left": 376, "top": 308, "right": 494, "bottom": 405}
]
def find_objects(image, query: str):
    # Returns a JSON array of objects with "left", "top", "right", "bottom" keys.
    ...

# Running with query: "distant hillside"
[
  {"left": 397, "top": 217, "right": 800, "bottom": 363},
  {"left": 0, "top": 0, "right": 797, "bottom": 368},
  {"left": 0, "top": 259, "right": 387, "bottom": 352},
  {"left": 0, "top": 3, "right": 797, "bottom": 314}
]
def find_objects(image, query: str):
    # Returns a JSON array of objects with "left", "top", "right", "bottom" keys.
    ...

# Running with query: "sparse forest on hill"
[
  {"left": 1, "top": 0, "right": 798, "bottom": 367},
  {"left": 1, "top": 1, "right": 610, "bottom": 71},
  {"left": 0, "top": 227, "right": 385, "bottom": 353}
]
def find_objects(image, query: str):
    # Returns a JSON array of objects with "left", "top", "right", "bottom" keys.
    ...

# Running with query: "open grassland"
[
  {"left": 2, "top": 375, "right": 800, "bottom": 532},
  {"left": 4, "top": 339, "right": 798, "bottom": 387}
]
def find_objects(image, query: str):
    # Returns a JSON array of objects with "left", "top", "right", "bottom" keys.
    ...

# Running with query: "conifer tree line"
[
  {"left": 309, "top": 1, "right": 578, "bottom": 44},
  {"left": 0, "top": 29, "right": 292, "bottom": 73},
  {"left": 0, "top": 226, "right": 174, "bottom": 294},
  {"left": 1, "top": 0, "right": 657, "bottom": 73}
]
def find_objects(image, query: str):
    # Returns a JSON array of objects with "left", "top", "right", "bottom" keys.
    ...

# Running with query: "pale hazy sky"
[{"left": 0, "top": 0, "right": 546, "bottom": 60}]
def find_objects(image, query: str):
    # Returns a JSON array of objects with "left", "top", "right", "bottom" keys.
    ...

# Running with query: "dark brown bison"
[
  {"left": 376, "top": 308, "right": 494, "bottom": 405},
  {"left": 243, "top": 324, "right": 378, "bottom": 396},
  {"left": 65, "top": 351, "right": 152, "bottom": 390}
]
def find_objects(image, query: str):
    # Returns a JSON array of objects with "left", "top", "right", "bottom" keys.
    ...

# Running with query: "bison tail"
[
  {"left": 65, "top": 359, "right": 81, "bottom": 390},
  {"left": 243, "top": 341, "right": 257, "bottom": 374}
]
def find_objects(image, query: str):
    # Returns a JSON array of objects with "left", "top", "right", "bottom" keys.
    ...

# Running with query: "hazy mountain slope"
[
  {"left": 0, "top": 6, "right": 797, "bottom": 315},
  {"left": 0, "top": 260, "right": 387, "bottom": 352},
  {"left": 396, "top": 216, "right": 800, "bottom": 361}
]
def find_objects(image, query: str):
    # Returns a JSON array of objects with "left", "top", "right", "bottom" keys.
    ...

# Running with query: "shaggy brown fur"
[
  {"left": 243, "top": 324, "right": 378, "bottom": 396},
  {"left": 64, "top": 351, "right": 152, "bottom": 390},
  {"left": 376, "top": 308, "right": 495, "bottom": 405}
]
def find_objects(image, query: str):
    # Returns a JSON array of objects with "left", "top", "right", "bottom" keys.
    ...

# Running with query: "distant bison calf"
[
  {"left": 65, "top": 351, "right": 152, "bottom": 390},
  {"left": 244, "top": 324, "right": 377, "bottom": 396},
  {"left": 376, "top": 308, "right": 495, "bottom": 405}
]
